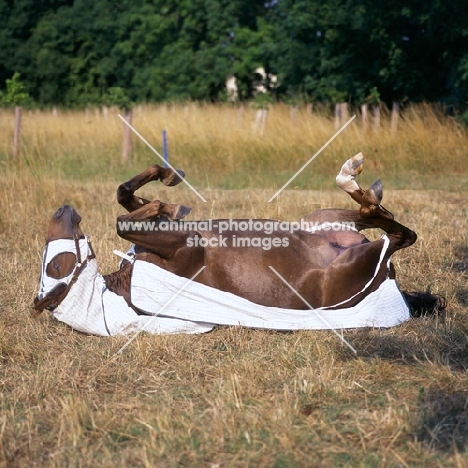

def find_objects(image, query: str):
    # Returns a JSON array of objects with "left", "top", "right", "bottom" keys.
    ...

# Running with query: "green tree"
[
  {"left": 2, "top": 72, "right": 30, "bottom": 106},
  {"left": 0, "top": 0, "right": 467, "bottom": 106},
  {"left": 265, "top": 0, "right": 468, "bottom": 105}
]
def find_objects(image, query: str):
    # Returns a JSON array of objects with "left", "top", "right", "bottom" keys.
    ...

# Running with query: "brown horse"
[{"left": 35, "top": 155, "right": 429, "bottom": 315}]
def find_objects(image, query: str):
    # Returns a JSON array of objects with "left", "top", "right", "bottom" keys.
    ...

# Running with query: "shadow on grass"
[
  {"left": 339, "top": 298, "right": 468, "bottom": 371},
  {"left": 347, "top": 329, "right": 467, "bottom": 371},
  {"left": 453, "top": 246, "right": 468, "bottom": 273},
  {"left": 403, "top": 291, "right": 447, "bottom": 318},
  {"left": 416, "top": 387, "right": 468, "bottom": 452},
  {"left": 456, "top": 289, "right": 468, "bottom": 307}
]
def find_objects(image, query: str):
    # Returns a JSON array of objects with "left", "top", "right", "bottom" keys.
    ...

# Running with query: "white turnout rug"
[
  {"left": 43, "top": 237, "right": 410, "bottom": 337},
  {"left": 131, "top": 261, "right": 410, "bottom": 331}
]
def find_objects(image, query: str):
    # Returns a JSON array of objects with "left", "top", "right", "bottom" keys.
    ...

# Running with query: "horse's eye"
[{"left": 46, "top": 252, "right": 76, "bottom": 279}]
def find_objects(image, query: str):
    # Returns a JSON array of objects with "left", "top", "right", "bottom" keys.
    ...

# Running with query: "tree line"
[{"left": 0, "top": 0, "right": 467, "bottom": 108}]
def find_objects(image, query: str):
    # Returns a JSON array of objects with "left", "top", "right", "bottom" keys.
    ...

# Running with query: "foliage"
[
  {"left": 251, "top": 91, "right": 273, "bottom": 109},
  {"left": 2, "top": 72, "right": 30, "bottom": 107},
  {"left": 455, "top": 109, "right": 468, "bottom": 128},
  {"left": 103, "top": 87, "right": 132, "bottom": 110},
  {"left": 0, "top": 1, "right": 467, "bottom": 106},
  {"left": 366, "top": 87, "right": 380, "bottom": 106}
]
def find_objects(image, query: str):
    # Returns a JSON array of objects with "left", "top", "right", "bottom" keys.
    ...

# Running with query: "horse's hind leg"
[
  {"left": 360, "top": 180, "right": 416, "bottom": 251},
  {"left": 302, "top": 209, "right": 376, "bottom": 232},
  {"left": 335, "top": 152, "right": 365, "bottom": 204},
  {"left": 335, "top": 154, "right": 416, "bottom": 252},
  {"left": 336, "top": 153, "right": 394, "bottom": 218},
  {"left": 117, "top": 164, "right": 185, "bottom": 212}
]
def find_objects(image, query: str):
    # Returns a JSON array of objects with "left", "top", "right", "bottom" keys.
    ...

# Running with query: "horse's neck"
[{"left": 103, "top": 262, "right": 132, "bottom": 301}]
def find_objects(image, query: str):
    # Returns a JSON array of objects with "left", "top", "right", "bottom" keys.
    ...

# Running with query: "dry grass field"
[{"left": 0, "top": 105, "right": 467, "bottom": 467}]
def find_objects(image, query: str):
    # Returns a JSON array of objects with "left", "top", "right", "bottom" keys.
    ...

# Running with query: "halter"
[{"left": 34, "top": 235, "right": 96, "bottom": 314}]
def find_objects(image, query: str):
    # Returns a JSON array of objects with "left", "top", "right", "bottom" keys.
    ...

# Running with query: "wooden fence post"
[
  {"left": 260, "top": 108, "right": 268, "bottom": 136},
  {"left": 162, "top": 130, "right": 168, "bottom": 168},
  {"left": 334, "top": 103, "right": 341, "bottom": 129},
  {"left": 335, "top": 102, "right": 349, "bottom": 128},
  {"left": 361, "top": 104, "right": 368, "bottom": 131},
  {"left": 340, "top": 102, "right": 349, "bottom": 123},
  {"left": 390, "top": 102, "right": 400, "bottom": 133},
  {"left": 122, "top": 108, "right": 133, "bottom": 162},
  {"left": 373, "top": 105, "right": 381, "bottom": 131},
  {"left": 13, "top": 106, "right": 22, "bottom": 157},
  {"left": 290, "top": 105, "right": 298, "bottom": 126},
  {"left": 237, "top": 105, "right": 244, "bottom": 128},
  {"left": 253, "top": 108, "right": 268, "bottom": 135}
]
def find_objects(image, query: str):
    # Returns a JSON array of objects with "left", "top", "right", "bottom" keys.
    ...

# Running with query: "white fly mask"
[
  {"left": 35, "top": 236, "right": 95, "bottom": 310},
  {"left": 35, "top": 236, "right": 214, "bottom": 336}
]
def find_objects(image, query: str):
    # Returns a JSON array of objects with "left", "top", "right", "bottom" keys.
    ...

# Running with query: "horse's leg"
[
  {"left": 117, "top": 199, "right": 191, "bottom": 224},
  {"left": 117, "top": 164, "right": 185, "bottom": 212},
  {"left": 360, "top": 180, "right": 416, "bottom": 253},
  {"left": 302, "top": 155, "right": 415, "bottom": 307},
  {"left": 302, "top": 153, "right": 386, "bottom": 233},
  {"left": 115, "top": 196, "right": 196, "bottom": 260},
  {"left": 335, "top": 152, "right": 365, "bottom": 203},
  {"left": 116, "top": 215, "right": 205, "bottom": 278},
  {"left": 335, "top": 154, "right": 416, "bottom": 252},
  {"left": 336, "top": 153, "right": 394, "bottom": 219},
  {"left": 336, "top": 157, "right": 442, "bottom": 313},
  {"left": 315, "top": 238, "right": 392, "bottom": 308},
  {"left": 302, "top": 209, "right": 376, "bottom": 232}
]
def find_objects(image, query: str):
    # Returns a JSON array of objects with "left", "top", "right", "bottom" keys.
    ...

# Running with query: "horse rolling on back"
[{"left": 35, "top": 154, "right": 443, "bottom": 315}]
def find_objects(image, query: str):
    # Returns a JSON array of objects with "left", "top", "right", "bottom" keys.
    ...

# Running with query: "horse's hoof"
[
  {"left": 368, "top": 179, "right": 383, "bottom": 204},
  {"left": 175, "top": 205, "right": 192, "bottom": 219},
  {"left": 336, "top": 153, "right": 363, "bottom": 193},
  {"left": 350, "top": 153, "right": 364, "bottom": 174},
  {"left": 360, "top": 179, "right": 384, "bottom": 218},
  {"left": 163, "top": 169, "right": 185, "bottom": 187}
]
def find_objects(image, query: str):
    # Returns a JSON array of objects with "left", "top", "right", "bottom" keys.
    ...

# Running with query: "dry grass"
[
  {"left": 1, "top": 105, "right": 468, "bottom": 466},
  {"left": 0, "top": 103, "right": 467, "bottom": 190}
]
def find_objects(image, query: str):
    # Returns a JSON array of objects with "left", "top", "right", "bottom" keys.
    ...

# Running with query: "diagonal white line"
[
  {"left": 268, "top": 115, "right": 356, "bottom": 202},
  {"left": 118, "top": 114, "right": 207, "bottom": 202},
  {"left": 116, "top": 266, "right": 206, "bottom": 354},
  {"left": 268, "top": 266, "right": 357, "bottom": 354}
]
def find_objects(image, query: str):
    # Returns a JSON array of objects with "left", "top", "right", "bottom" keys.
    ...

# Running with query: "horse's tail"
[{"left": 402, "top": 290, "right": 447, "bottom": 317}]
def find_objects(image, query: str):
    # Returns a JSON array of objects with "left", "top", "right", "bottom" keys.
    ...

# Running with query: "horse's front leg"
[
  {"left": 116, "top": 199, "right": 193, "bottom": 257},
  {"left": 117, "top": 164, "right": 185, "bottom": 212},
  {"left": 117, "top": 199, "right": 191, "bottom": 224}
]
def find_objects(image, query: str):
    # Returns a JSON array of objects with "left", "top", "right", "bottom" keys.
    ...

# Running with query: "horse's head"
[
  {"left": 34, "top": 205, "right": 95, "bottom": 314},
  {"left": 47, "top": 204, "right": 84, "bottom": 241}
]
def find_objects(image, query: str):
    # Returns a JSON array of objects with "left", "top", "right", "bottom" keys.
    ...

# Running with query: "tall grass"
[{"left": 1, "top": 103, "right": 467, "bottom": 190}]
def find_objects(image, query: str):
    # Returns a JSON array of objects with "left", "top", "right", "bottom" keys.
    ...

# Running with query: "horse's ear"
[{"left": 32, "top": 283, "right": 68, "bottom": 316}]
